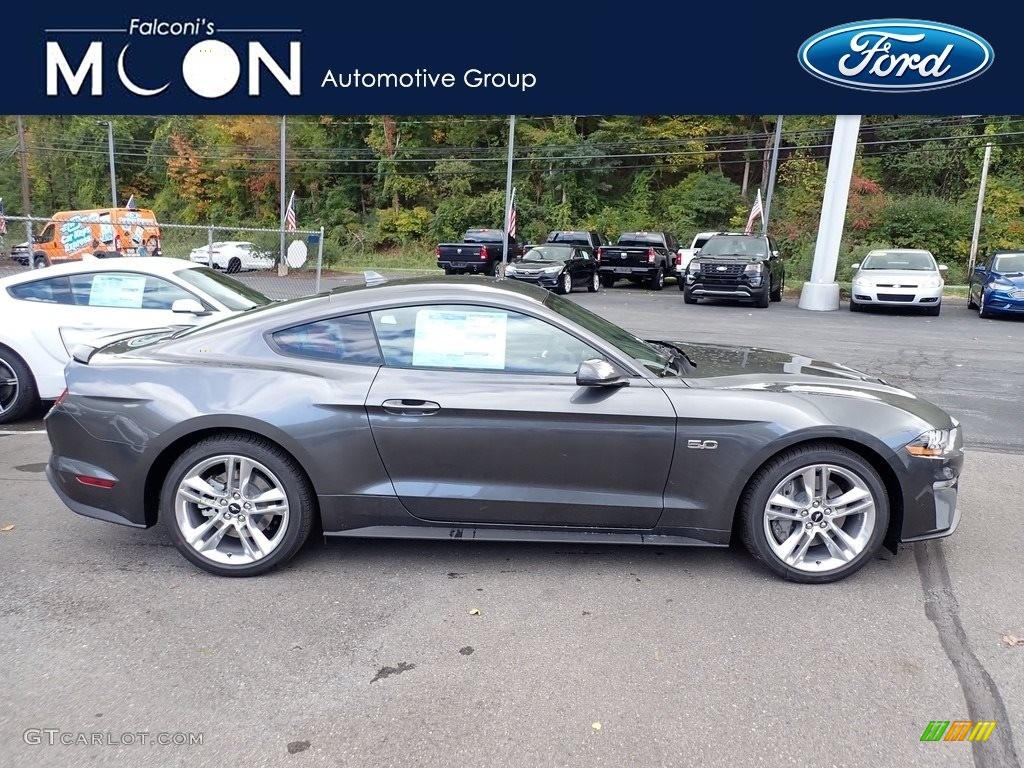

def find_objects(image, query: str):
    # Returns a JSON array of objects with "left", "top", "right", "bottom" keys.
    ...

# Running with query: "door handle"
[{"left": 381, "top": 399, "right": 441, "bottom": 416}]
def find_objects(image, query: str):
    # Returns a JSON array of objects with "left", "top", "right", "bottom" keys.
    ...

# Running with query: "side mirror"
[
  {"left": 850, "top": 262, "right": 861, "bottom": 270},
  {"left": 171, "top": 298, "right": 210, "bottom": 316},
  {"left": 32, "top": 235, "right": 41, "bottom": 243},
  {"left": 576, "top": 359, "right": 628, "bottom": 388},
  {"left": 974, "top": 265, "right": 986, "bottom": 274},
  {"left": 938, "top": 264, "right": 948, "bottom": 272}
]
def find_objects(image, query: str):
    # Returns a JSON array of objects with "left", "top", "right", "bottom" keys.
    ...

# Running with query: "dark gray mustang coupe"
[{"left": 45, "top": 278, "right": 963, "bottom": 582}]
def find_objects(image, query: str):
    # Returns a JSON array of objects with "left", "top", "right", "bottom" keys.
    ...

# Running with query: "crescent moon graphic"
[{"left": 118, "top": 45, "right": 170, "bottom": 96}]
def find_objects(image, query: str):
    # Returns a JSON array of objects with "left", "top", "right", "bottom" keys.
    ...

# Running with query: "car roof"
[
  {"left": 0, "top": 256, "right": 199, "bottom": 286},
  {"left": 867, "top": 248, "right": 932, "bottom": 254}
]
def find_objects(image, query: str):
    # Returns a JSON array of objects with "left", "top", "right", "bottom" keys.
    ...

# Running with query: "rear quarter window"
[
  {"left": 7, "top": 276, "right": 73, "bottom": 304},
  {"left": 271, "top": 313, "right": 382, "bottom": 365}
]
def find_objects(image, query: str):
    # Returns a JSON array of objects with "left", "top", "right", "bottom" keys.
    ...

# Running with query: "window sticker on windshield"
[
  {"left": 412, "top": 309, "right": 507, "bottom": 369},
  {"left": 88, "top": 274, "right": 147, "bottom": 308}
]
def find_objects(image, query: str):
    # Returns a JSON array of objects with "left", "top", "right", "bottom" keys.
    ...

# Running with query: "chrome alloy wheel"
[
  {"left": 174, "top": 455, "right": 290, "bottom": 566},
  {"left": 762, "top": 463, "right": 876, "bottom": 573},
  {"left": 0, "top": 360, "right": 20, "bottom": 416}
]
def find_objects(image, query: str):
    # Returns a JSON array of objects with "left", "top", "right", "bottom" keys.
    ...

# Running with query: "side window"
[
  {"left": 67, "top": 273, "right": 195, "bottom": 309},
  {"left": 370, "top": 305, "right": 600, "bottom": 376},
  {"left": 38, "top": 224, "right": 55, "bottom": 244},
  {"left": 272, "top": 313, "right": 382, "bottom": 365},
  {"left": 7, "top": 276, "right": 73, "bottom": 304}
]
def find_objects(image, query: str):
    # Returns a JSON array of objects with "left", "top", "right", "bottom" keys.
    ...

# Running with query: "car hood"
[
  {"left": 990, "top": 272, "right": 1024, "bottom": 287},
  {"left": 854, "top": 269, "right": 939, "bottom": 282},
  {"left": 515, "top": 259, "right": 566, "bottom": 266}
]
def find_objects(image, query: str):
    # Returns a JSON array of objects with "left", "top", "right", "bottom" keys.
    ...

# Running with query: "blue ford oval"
[{"left": 799, "top": 19, "right": 994, "bottom": 92}]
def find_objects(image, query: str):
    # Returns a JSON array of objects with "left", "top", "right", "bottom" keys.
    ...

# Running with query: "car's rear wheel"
[
  {"left": 967, "top": 290, "right": 978, "bottom": 310},
  {"left": 600, "top": 275, "right": 616, "bottom": 288},
  {"left": 227, "top": 257, "right": 242, "bottom": 274},
  {"left": 161, "top": 434, "right": 315, "bottom": 577},
  {"left": 770, "top": 278, "right": 783, "bottom": 302},
  {"left": 588, "top": 272, "right": 600, "bottom": 293},
  {"left": 0, "top": 347, "right": 38, "bottom": 424},
  {"left": 649, "top": 268, "right": 665, "bottom": 291},
  {"left": 739, "top": 443, "right": 888, "bottom": 583}
]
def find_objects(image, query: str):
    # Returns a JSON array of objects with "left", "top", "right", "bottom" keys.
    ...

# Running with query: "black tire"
[
  {"left": 966, "top": 290, "right": 978, "bottom": 310},
  {"left": 739, "top": 442, "right": 890, "bottom": 584},
  {"left": 161, "top": 433, "right": 315, "bottom": 577},
  {"left": 770, "top": 279, "right": 783, "bottom": 302},
  {"left": 227, "top": 257, "right": 242, "bottom": 274},
  {"left": 649, "top": 268, "right": 665, "bottom": 291},
  {"left": 754, "top": 289, "right": 770, "bottom": 308},
  {"left": 925, "top": 302, "right": 941, "bottom": 316},
  {"left": 33, "top": 255, "right": 49, "bottom": 270},
  {"left": 556, "top": 271, "right": 572, "bottom": 295},
  {"left": 443, "top": 267, "right": 455, "bottom": 276},
  {"left": 683, "top": 289, "right": 697, "bottom": 304},
  {"left": 587, "top": 271, "right": 600, "bottom": 293},
  {"left": 600, "top": 275, "right": 616, "bottom": 288},
  {"left": 0, "top": 346, "right": 39, "bottom": 424},
  {"left": 849, "top": 300, "right": 861, "bottom": 312},
  {"left": 979, "top": 293, "right": 991, "bottom": 318}
]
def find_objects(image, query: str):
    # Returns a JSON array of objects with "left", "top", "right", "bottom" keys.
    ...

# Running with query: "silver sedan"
[{"left": 849, "top": 249, "right": 947, "bottom": 315}]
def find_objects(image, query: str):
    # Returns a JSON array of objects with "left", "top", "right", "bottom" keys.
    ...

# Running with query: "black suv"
[{"left": 682, "top": 233, "right": 785, "bottom": 308}]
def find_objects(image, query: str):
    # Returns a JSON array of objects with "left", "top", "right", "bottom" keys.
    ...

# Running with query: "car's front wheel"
[
  {"left": 739, "top": 443, "right": 889, "bottom": 583},
  {"left": 33, "top": 255, "right": 49, "bottom": 270},
  {"left": 556, "top": 271, "right": 573, "bottom": 295},
  {"left": 161, "top": 434, "right": 315, "bottom": 577},
  {"left": 979, "top": 292, "right": 991, "bottom": 319}
]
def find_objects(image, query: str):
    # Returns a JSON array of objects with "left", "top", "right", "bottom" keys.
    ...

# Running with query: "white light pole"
[
  {"left": 97, "top": 120, "right": 117, "bottom": 208},
  {"left": 968, "top": 142, "right": 992, "bottom": 274},
  {"left": 501, "top": 114, "right": 516, "bottom": 268},
  {"left": 798, "top": 115, "right": 862, "bottom": 311}
]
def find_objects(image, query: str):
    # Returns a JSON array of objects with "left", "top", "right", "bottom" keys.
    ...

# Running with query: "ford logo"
[{"left": 798, "top": 19, "right": 993, "bottom": 92}]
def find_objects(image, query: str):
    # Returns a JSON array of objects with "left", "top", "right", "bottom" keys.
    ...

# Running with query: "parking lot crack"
[{"left": 915, "top": 542, "right": 1020, "bottom": 768}]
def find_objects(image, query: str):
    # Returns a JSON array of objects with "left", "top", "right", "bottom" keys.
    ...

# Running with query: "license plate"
[
  {"left": 451, "top": 262, "right": 466, "bottom": 268},
  {"left": 613, "top": 267, "right": 634, "bottom": 273}
]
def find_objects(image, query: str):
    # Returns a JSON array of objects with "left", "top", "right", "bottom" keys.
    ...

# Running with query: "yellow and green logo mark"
[{"left": 921, "top": 721, "right": 997, "bottom": 742}]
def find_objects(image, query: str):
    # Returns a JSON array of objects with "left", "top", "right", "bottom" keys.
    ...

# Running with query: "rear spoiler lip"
[{"left": 68, "top": 325, "right": 186, "bottom": 365}]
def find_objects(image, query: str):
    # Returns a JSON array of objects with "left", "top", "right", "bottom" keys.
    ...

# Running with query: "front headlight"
[
  {"left": 905, "top": 426, "right": 959, "bottom": 458},
  {"left": 744, "top": 263, "right": 764, "bottom": 275},
  {"left": 991, "top": 278, "right": 1013, "bottom": 290},
  {"left": 688, "top": 261, "right": 701, "bottom": 274},
  {"left": 541, "top": 265, "right": 563, "bottom": 274},
  {"left": 505, "top": 265, "right": 517, "bottom": 274},
  {"left": 853, "top": 276, "right": 872, "bottom": 287},
  {"left": 922, "top": 277, "right": 943, "bottom": 289}
]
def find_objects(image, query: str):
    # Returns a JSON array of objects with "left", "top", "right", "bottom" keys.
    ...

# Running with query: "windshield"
[
  {"left": 175, "top": 267, "right": 273, "bottom": 310},
  {"left": 522, "top": 246, "right": 571, "bottom": 262},
  {"left": 993, "top": 253, "right": 1024, "bottom": 273},
  {"left": 548, "top": 232, "right": 589, "bottom": 245},
  {"left": 543, "top": 292, "right": 675, "bottom": 377},
  {"left": 617, "top": 234, "right": 664, "bottom": 247},
  {"left": 700, "top": 236, "right": 766, "bottom": 258},
  {"left": 860, "top": 251, "right": 936, "bottom": 270}
]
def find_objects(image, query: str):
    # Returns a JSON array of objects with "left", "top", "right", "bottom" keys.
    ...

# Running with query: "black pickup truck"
[
  {"left": 436, "top": 228, "right": 524, "bottom": 276},
  {"left": 545, "top": 230, "right": 611, "bottom": 250},
  {"left": 596, "top": 231, "right": 679, "bottom": 290}
]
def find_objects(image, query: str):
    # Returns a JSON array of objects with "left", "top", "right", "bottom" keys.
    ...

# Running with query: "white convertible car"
[{"left": 0, "top": 257, "right": 272, "bottom": 422}]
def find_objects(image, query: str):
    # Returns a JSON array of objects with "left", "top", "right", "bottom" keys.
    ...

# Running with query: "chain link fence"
[{"left": 0, "top": 214, "right": 329, "bottom": 301}]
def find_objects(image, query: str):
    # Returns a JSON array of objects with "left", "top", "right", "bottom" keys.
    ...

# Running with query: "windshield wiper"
[{"left": 647, "top": 340, "right": 697, "bottom": 376}]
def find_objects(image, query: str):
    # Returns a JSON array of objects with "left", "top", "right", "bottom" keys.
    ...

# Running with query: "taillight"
[
  {"left": 52, "top": 388, "right": 69, "bottom": 410},
  {"left": 597, "top": 247, "right": 604, "bottom": 262},
  {"left": 480, "top": 246, "right": 489, "bottom": 260},
  {"left": 674, "top": 253, "right": 682, "bottom": 266},
  {"left": 435, "top": 246, "right": 441, "bottom": 259},
  {"left": 647, "top": 247, "right": 656, "bottom": 264}
]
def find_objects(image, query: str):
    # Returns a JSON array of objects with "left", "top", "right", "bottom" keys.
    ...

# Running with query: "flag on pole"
[
  {"left": 285, "top": 191, "right": 297, "bottom": 232},
  {"left": 0, "top": 199, "right": 6, "bottom": 236},
  {"left": 744, "top": 189, "right": 764, "bottom": 235},
  {"left": 507, "top": 187, "right": 517, "bottom": 239},
  {"left": 125, "top": 194, "right": 137, "bottom": 210}
]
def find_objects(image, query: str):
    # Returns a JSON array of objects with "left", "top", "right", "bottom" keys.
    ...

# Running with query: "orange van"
[{"left": 29, "top": 207, "right": 161, "bottom": 269}]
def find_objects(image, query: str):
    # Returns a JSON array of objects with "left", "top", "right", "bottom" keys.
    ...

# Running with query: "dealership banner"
[{"left": 9, "top": 0, "right": 1014, "bottom": 113}]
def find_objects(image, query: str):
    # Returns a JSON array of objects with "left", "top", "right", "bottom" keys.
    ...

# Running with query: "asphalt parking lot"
[{"left": 1, "top": 276, "right": 1021, "bottom": 767}]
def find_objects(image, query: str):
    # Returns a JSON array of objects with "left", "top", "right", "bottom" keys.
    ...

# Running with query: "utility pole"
[
  {"left": 501, "top": 114, "right": 516, "bottom": 269},
  {"left": 279, "top": 115, "right": 287, "bottom": 276},
  {"left": 15, "top": 116, "right": 31, "bottom": 217},
  {"left": 968, "top": 142, "right": 993, "bottom": 274},
  {"left": 96, "top": 120, "right": 117, "bottom": 208},
  {"left": 763, "top": 115, "right": 783, "bottom": 233}
]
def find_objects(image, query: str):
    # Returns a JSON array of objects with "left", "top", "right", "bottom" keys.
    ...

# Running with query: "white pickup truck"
[{"left": 674, "top": 231, "right": 725, "bottom": 275}]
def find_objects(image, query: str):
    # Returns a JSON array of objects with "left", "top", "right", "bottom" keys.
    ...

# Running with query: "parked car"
[
  {"left": 596, "top": 232, "right": 679, "bottom": 290},
  {"left": 968, "top": 250, "right": 1024, "bottom": 318},
  {"left": 849, "top": 249, "right": 946, "bottom": 315},
  {"left": 9, "top": 241, "right": 32, "bottom": 266},
  {"left": 20, "top": 207, "right": 161, "bottom": 269},
  {"left": 189, "top": 241, "right": 275, "bottom": 273},
  {"left": 46, "top": 276, "right": 962, "bottom": 583},
  {"left": 436, "top": 229, "right": 524, "bottom": 276},
  {"left": 0, "top": 257, "right": 271, "bottom": 422},
  {"left": 504, "top": 244, "right": 599, "bottom": 294},
  {"left": 674, "top": 231, "right": 725, "bottom": 274},
  {"left": 545, "top": 230, "right": 611, "bottom": 250},
  {"left": 682, "top": 233, "right": 785, "bottom": 308}
]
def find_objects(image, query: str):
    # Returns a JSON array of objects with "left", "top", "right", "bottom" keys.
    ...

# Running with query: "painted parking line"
[{"left": 0, "top": 429, "right": 47, "bottom": 435}]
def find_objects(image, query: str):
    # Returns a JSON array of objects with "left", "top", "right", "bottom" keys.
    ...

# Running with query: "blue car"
[{"left": 969, "top": 251, "right": 1024, "bottom": 318}]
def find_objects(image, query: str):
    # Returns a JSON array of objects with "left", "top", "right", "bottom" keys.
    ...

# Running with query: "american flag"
[
  {"left": 507, "top": 187, "right": 517, "bottom": 239},
  {"left": 285, "top": 191, "right": 297, "bottom": 233},
  {"left": 744, "top": 188, "right": 764, "bottom": 235},
  {"left": 0, "top": 199, "right": 6, "bottom": 236}
]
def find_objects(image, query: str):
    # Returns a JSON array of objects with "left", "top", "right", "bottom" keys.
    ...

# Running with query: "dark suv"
[{"left": 682, "top": 233, "right": 785, "bottom": 308}]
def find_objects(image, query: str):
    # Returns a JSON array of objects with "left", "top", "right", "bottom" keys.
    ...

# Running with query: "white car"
[
  {"left": 849, "top": 248, "right": 948, "bottom": 316},
  {"left": 0, "top": 257, "right": 272, "bottom": 422},
  {"left": 674, "top": 231, "right": 725, "bottom": 274},
  {"left": 188, "top": 241, "right": 275, "bottom": 273}
]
